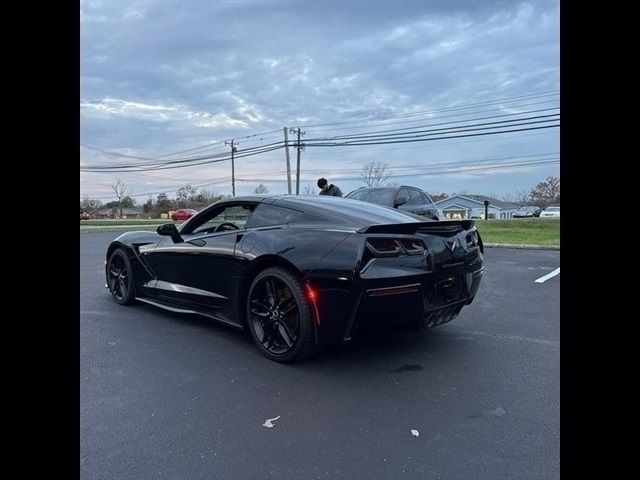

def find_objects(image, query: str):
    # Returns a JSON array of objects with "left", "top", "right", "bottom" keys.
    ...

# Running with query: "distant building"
[
  {"left": 435, "top": 195, "right": 519, "bottom": 219},
  {"left": 95, "top": 207, "right": 145, "bottom": 219}
]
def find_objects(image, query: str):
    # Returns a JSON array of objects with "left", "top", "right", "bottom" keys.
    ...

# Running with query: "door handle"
[{"left": 188, "top": 239, "right": 206, "bottom": 247}]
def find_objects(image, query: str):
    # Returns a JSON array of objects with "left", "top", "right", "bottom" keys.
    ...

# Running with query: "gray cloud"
[{"left": 81, "top": 0, "right": 559, "bottom": 199}]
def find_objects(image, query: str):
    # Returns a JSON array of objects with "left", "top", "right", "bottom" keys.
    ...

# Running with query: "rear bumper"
[
  {"left": 310, "top": 266, "right": 484, "bottom": 344},
  {"left": 345, "top": 267, "right": 483, "bottom": 339}
]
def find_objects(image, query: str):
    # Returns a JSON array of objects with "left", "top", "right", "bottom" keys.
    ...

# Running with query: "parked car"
[
  {"left": 513, "top": 206, "right": 542, "bottom": 218},
  {"left": 540, "top": 205, "right": 560, "bottom": 218},
  {"left": 105, "top": 195, "right": 484, "bottom": 362},
  {"left": 80, "top": 211, "right": 90, "bottom": 220},
  {"left": 171, "top": 209, "right": 198, "bottom": 221},
  {"left": 346, "top": 186, "right": 440, "bottom": 220}
]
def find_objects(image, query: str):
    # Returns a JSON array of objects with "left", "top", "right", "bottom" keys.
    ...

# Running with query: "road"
[{"left": 81, "top": 231, "right": 559, "bottom": 480}]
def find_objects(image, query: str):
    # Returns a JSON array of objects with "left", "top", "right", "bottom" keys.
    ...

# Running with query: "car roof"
[{"left": 216, "top": 194, "right": 428, "bottom": 229}]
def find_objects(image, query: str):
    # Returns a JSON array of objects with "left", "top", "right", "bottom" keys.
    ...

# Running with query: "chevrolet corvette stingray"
[{"left": 105, "top": 195, "right": 484, "bottom": 362}]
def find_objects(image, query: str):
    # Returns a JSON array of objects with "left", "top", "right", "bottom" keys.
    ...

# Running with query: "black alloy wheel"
[
  {"left": 107, "top": 249, "right": 135, "bottom": 305},
  {"left": 247, "top": 267, "right": 318, "bottom": 362}
]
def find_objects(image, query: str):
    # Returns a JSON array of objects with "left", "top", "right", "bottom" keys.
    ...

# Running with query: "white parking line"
[{"left": 535, "top": 267, "right": 560, "bottom": 283}]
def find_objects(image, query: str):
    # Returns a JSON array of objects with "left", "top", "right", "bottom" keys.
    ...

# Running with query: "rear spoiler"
[{"left": 357, "top": 220, "right": 474, "bottom": 235}]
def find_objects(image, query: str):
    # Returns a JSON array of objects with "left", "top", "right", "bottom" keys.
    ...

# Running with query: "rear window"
[{"left": 245, "top": 204, "right": 303, "bottom": 228}]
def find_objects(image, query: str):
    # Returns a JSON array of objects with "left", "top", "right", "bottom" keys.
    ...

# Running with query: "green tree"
[
  {"left": 155, "top": 192, "right": 173, "bottom": 216},
  {"left": 142, "top": 196, "right": 154, "bottom": 216}
]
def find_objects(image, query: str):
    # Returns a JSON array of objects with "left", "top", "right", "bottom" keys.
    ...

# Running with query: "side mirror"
[
  {"left": 394, "top": 196, "right": 408, "bottom": 207},
  {"left": 157, "top": 223, "right": 183, "bottom": 243}
]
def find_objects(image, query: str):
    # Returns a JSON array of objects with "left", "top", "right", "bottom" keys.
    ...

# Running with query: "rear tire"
[{"left": 246, "top": 267, "right": 319, "bottom": 362}]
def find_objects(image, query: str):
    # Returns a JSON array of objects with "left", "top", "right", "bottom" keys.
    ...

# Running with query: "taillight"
[
  {"left": 398, "top": 239, "right": 425, "bottom": 255},
  {"left": 365, "top": 238, "right": 425, "bottom": 257}
]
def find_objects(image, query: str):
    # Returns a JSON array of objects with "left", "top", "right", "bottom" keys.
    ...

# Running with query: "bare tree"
[
  {"left": 176, "top": 185, "right": 198, "bottom": 208},
  {"left": 80, "top": 196, "right": 103, "bottom": 215},
  {"left": 386, "top": 181, "right": 401, "bottom": 187},
  {"left": 512, "top": 189, "right": 533, "bottom": 206},
  {"left": 302, "top": 185, "right": 317, "bottom": 196},
  {"left": 111, "top": 179, "right": 130, "bottom": 218},
  {"left": 254, "top": 184, "right": 269, "bottom": 194},
  {"left": 431, "top": 192, "right": 448, "bottom": 202},
  {"left": 361, "top": 161, "right": 391, "bottom": 187},
  {"left": 530, "top": 176, "right": 560, "bottom": 207}
]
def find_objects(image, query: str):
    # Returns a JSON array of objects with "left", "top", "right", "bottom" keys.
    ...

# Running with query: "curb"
[{"left": 484, "top": 243, "right": 559, "bottom": 251}]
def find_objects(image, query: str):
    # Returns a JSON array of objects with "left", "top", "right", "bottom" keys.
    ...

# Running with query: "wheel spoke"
[
  {"left": 265, "top": 279, "right": 277, "bottom": 306},
  {"left": 265, "top": 325, "right": 277, "bottom": 350},
  {"left": 117, "top": 279, "right": 126, "bottom": 298},
  {"left": 251, "top": 299, "right": 270, "bottom": 312},
  {"left": 277, "top": 322, "right": 296, "bottom": 347},
  {"left": 260, "top": 321, "right": 274, "bottom": 344},
  {"left": 250, "top": 308, "right": 269, "bottom": 318},
  {"left": 108, "top": 275, "right": 118, "bottom": 291},
  {"left": 279, "top": 299, "right": 297, "bottom": 316}
]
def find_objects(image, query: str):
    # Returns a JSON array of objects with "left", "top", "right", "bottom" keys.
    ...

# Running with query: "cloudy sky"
[{"left": 80, "top": 0, "right": 559, "bottom": 201}]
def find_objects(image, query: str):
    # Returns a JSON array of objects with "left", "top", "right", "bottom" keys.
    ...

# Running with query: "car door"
[
  {"left": 395, "top": 188, "right": 413, "bottom": 212},
  {"left": 417, "top": 191, "right": 440, "bottom": 220},
  {"left": 148, "top": 203, "right": 255, "bottom": 310},
  {"left": 406, "top": 189, "right": 428, "bottom": 216}
]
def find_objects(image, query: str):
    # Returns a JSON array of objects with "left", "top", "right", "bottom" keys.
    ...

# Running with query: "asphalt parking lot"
[{"left": 80, "top": 231, "right": 559, "bottom": 480}]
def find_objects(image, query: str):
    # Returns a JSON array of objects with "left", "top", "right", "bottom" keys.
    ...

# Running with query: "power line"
[
  {"left": 306, "top": 124, "right": 559, "bottom": 147},
  {"left": 81, "top": 91, "right": 558, "bottom": 166},
  {"left": 298, "top": 90, "right": 559, "bottom": 128},
  {"left": 237, "top": 158, "right": 560, "bottom": 183},
  {"left": 82, "top": 113, "right": 558, "bottom": 172},
  {"left": 304, "top": 112, "right": 559, "bottom": 142},
  {"left": 305, "top": 98, "right": 559, "bottom": 134}
]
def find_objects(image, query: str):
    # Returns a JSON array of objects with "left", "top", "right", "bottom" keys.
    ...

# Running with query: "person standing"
[{"left": 317, "top": 178, "right": 343, "bottom": 197}]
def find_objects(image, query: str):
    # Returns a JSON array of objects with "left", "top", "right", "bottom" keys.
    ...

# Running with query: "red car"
[{"left": 171, "top": 209, "right": 198, "bottom": 221}]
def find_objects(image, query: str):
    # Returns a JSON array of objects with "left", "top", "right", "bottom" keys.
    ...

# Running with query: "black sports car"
[{"left": 105, "top": 195, "right": 484, "bottom": 362}]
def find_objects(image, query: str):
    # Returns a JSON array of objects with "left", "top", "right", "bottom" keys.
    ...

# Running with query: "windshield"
[
  {"left": 518, "top": 206, "right": 536, "bottom": 212},
  {"left": 346, "top": 189, "right": 396, "bottom": 206}
]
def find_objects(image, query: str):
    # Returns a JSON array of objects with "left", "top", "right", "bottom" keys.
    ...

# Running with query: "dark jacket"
[{"left": 319, "top": 184, "right": 343, "bottom": 197}]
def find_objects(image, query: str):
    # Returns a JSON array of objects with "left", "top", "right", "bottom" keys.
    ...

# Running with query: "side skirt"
[{"left": 135, "top": 297, "right": 245, "bottom": 330}]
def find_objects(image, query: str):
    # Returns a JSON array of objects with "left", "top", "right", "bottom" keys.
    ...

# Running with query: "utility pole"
[
  {"left": 225, "top": 139, "right": 238, "bottom": 197},
  {"left": 290, "top": 127, "right": 305, "bottom": 195},
  {"left": 283, "top": 127, "right": 292, "bottom": 194}
]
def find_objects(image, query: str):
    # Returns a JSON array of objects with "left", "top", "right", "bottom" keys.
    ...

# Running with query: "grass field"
[
  {"left": 475, "top": 218, "right": 560, "bottom": 246},
  {"left": 81, "top": 219, "right": 171, "bottom": 226},
  {"left": 81, "top": 217, "right": 560, "bottom": 247}
]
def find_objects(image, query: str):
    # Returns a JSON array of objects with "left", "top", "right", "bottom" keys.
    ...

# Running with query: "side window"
[
  {"left": 245, "top": 204, "right": 303, "bottom": 229},
  {"left": 397, "top": 188, "right": 411, "bottom": 204},
  {"left": 187, "top": 204, "right": 255, "bottom": 234},
  {"left": 421, "top": 191, "right": 435, "bottom": 207},
  {"left": 407, "top": 189, "right": 422, "bottom": 206}
]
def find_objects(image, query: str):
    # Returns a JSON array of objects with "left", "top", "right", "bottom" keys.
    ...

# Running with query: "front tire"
[
  {"left": 106, "top": 248, "right": 135, "bottom": 305},
  {"left": 246, "top": 267, "right": 319, "bottom": 362}
]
